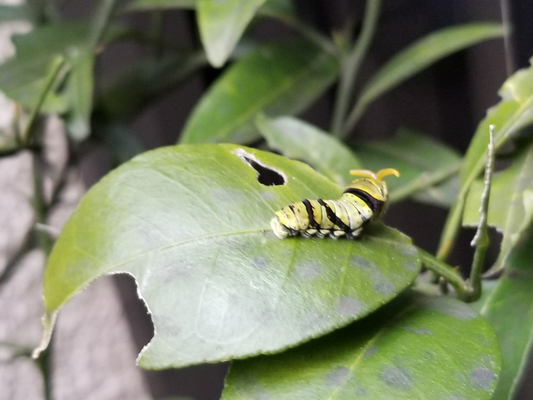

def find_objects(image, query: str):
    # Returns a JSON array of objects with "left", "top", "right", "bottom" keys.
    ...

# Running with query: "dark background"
[{"left": 60, "top": 0, "right": 533, "bottom": 398}]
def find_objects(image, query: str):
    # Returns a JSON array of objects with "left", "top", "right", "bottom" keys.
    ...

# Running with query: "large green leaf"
[
  {"left": 356, "top": 130, "right": 461, "bottom": 206},
  {"left": 197, "top": 0, "right": 267, "bottom": 67},
  {"left": 222, "top": 293, "right": 501, "bottom": 400},
  {"left": 471, "top": 223, "right": 533, "bottom": 399},
  {"left": 38, "top": 144, "right": 420, "bottom": 368},
  {"left": 438, "top": 59, "right": 533, "bottom": 259},
  {"left": 346, "top": 23, "right": 504, "bottom": 130},
  {"left": 179, "top": 41, "right": 339, "bottom": 144},
  {"left": 255, "top": 114, "right": 361, "bottom": 186},
  {"left": 126, "top": 0, "right": 294, "bottom": 19},
  {"left": 463, "top": 140, "right": 533, "bottom": 272}
]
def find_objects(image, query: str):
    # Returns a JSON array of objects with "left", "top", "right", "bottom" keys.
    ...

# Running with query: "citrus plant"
[{"left": 2, "top": 1, "right": 532, "bottom": 400}]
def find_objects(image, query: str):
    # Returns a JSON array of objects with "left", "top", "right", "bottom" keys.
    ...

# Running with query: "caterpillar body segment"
[{"left": 271, "top": 168, "right": 399, "bottom": 240}]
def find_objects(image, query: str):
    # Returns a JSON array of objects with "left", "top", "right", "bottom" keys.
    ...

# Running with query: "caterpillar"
[{"left": 271, "top": 168, "right": 399, "bottom": 240}]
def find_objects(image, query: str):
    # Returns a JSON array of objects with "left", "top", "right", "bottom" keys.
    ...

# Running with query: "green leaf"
[
  {"left": 438, "top": 60, "right": 533, "bottom": 260},
  {"left": 179, "top": 41, "right": 339, "bottom": 144},
  {"left": 463, "top": 140, "right": 533, "bottom": 272},
  {"left": 126, "top": 0, "right": 294, "bottom": 20},
  {"left": 65, "top": 48, "right": 94, "bottom": 141},
  {"left": 0, "top": 22, "right": 91, "bottom": 114},
  {"left": 471, "top": 222, "right": 533, "bottom": 399},
  {"left": 197, "top": 0, "right": 267, "bottom": 67},
  {"left": 255, "top": 114, "right": 361, "bottom": 186},
  {"left": 38, "top": 144, "right": 420, "bottom": 368},
  {"left": 356, "top": 130, "right": 462, "bottom": 206},
  {"left": 346, "top": 23, "right": 505, "bottom": 130},
  {"left": 222, "top": 293, "right": 501, "bottom": 400}
]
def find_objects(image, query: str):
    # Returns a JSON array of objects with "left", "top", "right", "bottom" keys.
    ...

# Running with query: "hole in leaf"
[{"left": 233, "top": 149, "right": 286, "bottom": 186}]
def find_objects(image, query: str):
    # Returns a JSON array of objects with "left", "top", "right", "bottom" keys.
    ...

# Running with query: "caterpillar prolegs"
[{"left": 271, "top": 168, "right": 399, "bottom": 240}]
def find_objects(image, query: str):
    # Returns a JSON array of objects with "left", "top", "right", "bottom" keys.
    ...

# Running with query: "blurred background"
[{"left": 0, "top": 0, "right": 531, "bottom": 399}]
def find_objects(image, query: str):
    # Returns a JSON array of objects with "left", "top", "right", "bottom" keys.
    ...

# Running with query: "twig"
[
  {"left": 21, "top": 56, "right": 65, "bottom": 146},
  {"left": 331, "top": 0, "right": 381, "bottom": 137},
  {"left": 468, "top": 124, "right": 495, "bottom": 301}
]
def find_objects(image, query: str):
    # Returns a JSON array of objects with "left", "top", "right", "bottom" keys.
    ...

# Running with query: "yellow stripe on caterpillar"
[{"left": 271, "top": 168, "right": 399, "bottom": 240}]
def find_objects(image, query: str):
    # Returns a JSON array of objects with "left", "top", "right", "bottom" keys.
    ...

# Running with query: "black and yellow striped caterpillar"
[{"left": 271, "top": 168, "right": 399, "bottom": 240}]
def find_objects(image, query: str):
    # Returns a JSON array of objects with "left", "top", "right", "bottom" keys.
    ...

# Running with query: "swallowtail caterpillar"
[{"left": 271, "top": 168, "right": 399, "bottom": 240}]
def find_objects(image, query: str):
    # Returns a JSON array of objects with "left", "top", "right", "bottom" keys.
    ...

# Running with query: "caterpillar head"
[{"left": 348, "top": 168, "right": 400, "bottom": 202}]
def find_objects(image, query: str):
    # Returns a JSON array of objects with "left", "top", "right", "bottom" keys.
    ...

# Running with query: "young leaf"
[
  {"left": 36, "top": 144, "right": 420, "bottom": 368},
  {"left": 471, "top": 222, "right": 533, "bottom": 399},
  {"left": 197, "top": 0, "right": 267, "bottom": 67},
  {"left": 346, "top": 23, "right": 504, "bottom": 131},
  {"left": 179, "top": 41, "right": 339, "bottom": 144},
  {"left": 356, "top": 130, "right": 461, "bottom": 206},
  {"left": 463, "top": 140, "right": 533, "bottom": 273},
  {"left": 222, "top": 293, "right": 501, "bottom": 400},
  {"left": 255, "top": 114, "right": 361, "bottom": 186}
]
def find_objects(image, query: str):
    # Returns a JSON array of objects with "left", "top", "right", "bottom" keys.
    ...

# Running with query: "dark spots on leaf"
[
  {"left": 423, "top": 351, "right": 435, "bottom": 360},
  {"left": 261, "top": 191, "right": 276, "bottom": 201},
  {"left": 380, "top": 366, "right": 413, "bottom": 389},
  {"left": 355, "top": 387, "right": 367, "bottom": 396},
  {"left": 402, "top": 327, "right": 432, "bottom": 335},
  {"left": 296, "top": 262, "right": 322, "bottom": 280},
  {"left": 470, "top": 368, "right": 496, "bottom": 389},
  {"left": 373, "top": 281, "right": 395, "bottom": 296},
  {"left": 350, "top": 256, "right": 375, "bottom": 270},
  {"left": 326, "top": 366, "right": 350, "bottom": 386},
  {"left": 336, "top": 297, "right": 363, "bottom": 316},
  {"left": 253, "top": 257, "right": 269, "bottom": 270},
  {"left": 431, "top": 300, "right": 478, "bottom": 320},
  {"left": 397, "top": 245, "right": 418, "bottom": 257},
  {"left": 212, "top": 188, "right": 244, "bottom": 203},
  {"left": 233, "top": 148, "right": 286, "bottom": 186},
  {"left": 364, "top": 345, "right": 377, "bottom": 358},
  {"left": 403, "top": 261, "right": 419, "bottom": 272}
]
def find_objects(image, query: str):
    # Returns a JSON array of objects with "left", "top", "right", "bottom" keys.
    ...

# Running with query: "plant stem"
[
  {"left": 389, "top": 163, "right": 461, "bottom": 204},
  {"left": 331, "top": 0, "right": 381, "bottom": 138},
  {"left": 35, "top": 340, "right": 53, "bottom": 400},
  {"left": 285, "top": 18, "right": 338, "bottom": 55},
  {"left": 22, "top": 56, "right": 65, "bottom": 147},
  {"left": 418, "top": 248, "right": 471, "bottom": 301},
  {"left": 87, "top": 0, "right": 118, "bottom": 48},
  {"left": 468, "top": 125, "right": 495, "bottom": 301}
]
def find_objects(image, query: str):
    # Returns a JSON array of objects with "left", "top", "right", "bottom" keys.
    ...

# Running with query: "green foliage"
[
  {"left": 179, "top": 40, "right": 339, "bottom": 144},
  {"left": 3, "top": 2, "right": 531, "bottom": 399}
]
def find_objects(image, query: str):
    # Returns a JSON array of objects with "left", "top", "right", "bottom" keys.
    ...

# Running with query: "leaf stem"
[
  {"left": 284, "top": 18, "right": 339, "bottom": 55},
  {"left": 87, "top": 0, "right": 118, "bottom": 48},
  {"left": 418, "top": 248, "right": 471, "bottom": 301},
  {"left": 468, "top": 125, "right": 495, "bottom": 300},
  {"left": 331, "top": 0, "right": 381, "bottom": 138}
]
